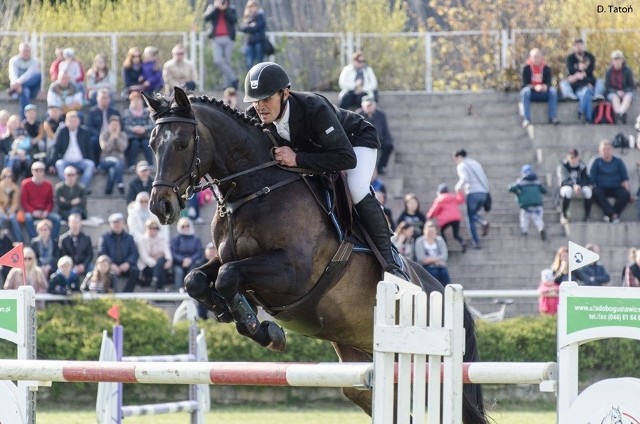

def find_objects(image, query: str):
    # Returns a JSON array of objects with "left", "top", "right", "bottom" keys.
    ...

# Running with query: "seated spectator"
[
  {"left": 49, "top": 47, "right": 64, "bottom": 83},
  {"left": 127, "top": 160, "right": 153, "bottom": 204},
  {"left": 519, "top": 48, "right": 559, "bottom": 127},
  {"left": 0, "top": 109, "right": 9, "bottom": 136},
  {"left": 85, "top": 53, "right": 116, "bottom": 105},
  {"left": 122, "top": 91, "right": 154, "bottom": 168},
  {"left": 356, "top": 95, "right": 393, "bottom": 174},
  {"left": 140, "top": 46, "right": 164, "bottom": 93},
  {"left": 603, "top": 50, "right": 635, "bottom": 124},
  {"left": 537, "top": 268, "right": 559, "bottom": 315},
  {"left": 396, "top": 193, "right": 427, "bottom": 239},
  {"left": 573, "top": 243, "right": 610, "bottom": 286},
  {"left": 0, "top": 115, "right": 21, "bottom": 167},
  {"left": 558, "top": 148, "right": 592, "bottom": 223},
  {"left": 58, "top": 212, "right": 93, "bottom": 279},
  {"left": 98, "top": 115, "right": 127, "bottom": 195},
  {"left": 21, "top": 104, "right": 45, "bottom": 159},
  {"left": 171, "top": 217, "right": 204, "bottom": 290},
  {"left": 48, "top": 111, "right": 95, "bottom": 190},
  {"left": 391, "top": 221, "right": 415, "bottom": 261},
  {"left": 338, "top": 50, "right": 378, "bottom": 110},
  {"left": 3, "top": 247, "right": 47, "bottom": 293},
  {"left": 0, "top": 167, "right": 23, "bottom": 242},
  {"left": 128, "top": 191, "right": 169, "bottom": 242},
  {"left": 86, "top": 88, "right": 120, "bottom": 163},
  {"left": 57, "top": 48, "right": 85, "bottom": 96},
  {"left": 48, "top": 255, "right": 80, "bottom": 295},
  {"left": 551, "top": 246, "right": 569, "bottom": 284},
  {"left": 121, "top": 47, "right": 145, "bottom": 97},
  {"left": 623, "top": 249, "right": 640, "bottom": 287},
  {"left": 47, "top": 72, "right": 84, "bottom": 116},
  {"left": 588, "top": 139, "right": 631, "bottom": 223},
  {"left": 162, "top": 44, "right": 198, "bottom": 95},
  {"left": 54, "top": 165, "right": 88, "bottom": 220},
  {"left": 30, "top": 218, "right": 61, "bottom": 279},
  {"left": 222, "top": 87, "right": 238, "bottom": 108},
  {"left": 98, "top": 212, "right": 139, "bottom": 292},
  {"left": 7, "top": 42, "right": 42, "bottom": 119},
  {"left": 559, "top": 39, "right": 597, "bottom": 123},
  {"left": 81, "top": 254, "right": 116, "bottom": 293},
  {"left": 20, "top": 161, "right": 61, "bottom": 240},
  {"left": 6, "top": 126, "right": 32, "bottom": 182},
  {"left": 508, "top": 164, "right": 547, "bottom": 240},
  {"left": 415, "top": 220, "right": 450, "bottom": 285},
  {"left": 427, "top": 183, "right": 467, "bottom": 252},
  {"left": 136, "top": 217, "right": 172, "bottom": 291},
  {"left": 42, "top": 105, "right": 64, "bottom": 156}
]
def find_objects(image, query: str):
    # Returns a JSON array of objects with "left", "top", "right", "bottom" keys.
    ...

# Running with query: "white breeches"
[{"left": 346, "top": 146, "right": 377, "bottom": 203}]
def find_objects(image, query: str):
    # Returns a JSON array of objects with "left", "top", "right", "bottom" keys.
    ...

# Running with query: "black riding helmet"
[{"left": 243, "top": 62, "right": 291, "bottom": 102}]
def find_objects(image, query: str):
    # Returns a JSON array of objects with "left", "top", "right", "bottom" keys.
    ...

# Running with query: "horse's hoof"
[{"left": 265, "top": 321, "right": 287, "bottom": 352}]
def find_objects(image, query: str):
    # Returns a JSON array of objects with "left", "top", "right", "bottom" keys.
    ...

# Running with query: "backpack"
[
  {"left": 612, "top": 132, "right": 630, "bottom": 149},
  {"left": 592, "top": 101, "right": 614, "bottom": 124}
]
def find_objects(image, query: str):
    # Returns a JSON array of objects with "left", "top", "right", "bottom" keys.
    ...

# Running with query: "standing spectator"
[
  {"left": 171, "top": 217, "right": 204, "bottom": 290},
  {"left": 427, "top": 183, "right": 467, "bottom": 251},
  {"left": 49, "top": 47, "right": 64, "bottom": 83},
  {"left": 396, "top": 193, "right": 427, "bottom": 239},
  {"left": 222, "top": 87, "right": 238, "bottom": 108},
  {"left": 85, "top": 53, "right": 116, "bottom": 105},
  {"left": 357, "top": 95, "right": 393, "bottom": 174},
  {"left": 42, "top": 105, "right": 64, "bottom": 155},
  {"left": 122, "top": 91, "right": 154, "bottom": 168},
  {"left": 508, "top": 164, "right": 547, "bottom": 240},
  {"left": 98, "top": 115, "right": 127, "bottom": 195},
  {"left": 20, "top": 161, "right": 61, "bottom": 240},
  {"left": 121, "top": 47, "right": 145, "bottom": 97},
  {"left": 54, "top": 165, "right": 88, "bottom": 220},
  {"left": 29, "top": 219, "right": 60, "bottom": 279},
  {"left": 48, "top": 111, "right": 95, "bottom": 190},
  {"left": 415, "top": 220, "right": 451, "bottom": 285},
  {"left": 204, "top": 0, "right": 239, "bottom": 90},
  {"left": 339, "top": 51, "right": 378, "bottom": 110},
  {"left": 559, "top": 39, "right": 597, "bottom": 122},
  {"left": 454, "top": 149, "right": 490, "bottom": 249},
  {"left": 97, "top": 212, "right": 139, "bottom": 293},
  {"left": 240, "top": 0, "right": 266, "bottom": 70},
  {"left": 537, "top": 268, "right": 559, "bottom": 315},
  {"left": 126, "top": 160, "right": 153, "bottom": 204},
  {"left": 558, "top": 148, "right": 593, "bottom": 223},
  {"left": 81, "top": 254, "right": 115, "bottom": 293},
  {"left": 48, "top": 255, "right": 80, "bottom": 295},
  {"left": 624, "top": 249, "right": 640, "bottom": 287},
  {"left": 57, "top": 48, "right": 85, "bottom": 95},
  {"left": 46, "top": 72, "right": 83, "bottom": 116},
  {"left": 3, "top": 247, "right": 47, "bottom": 293},
  {"left": 391, "top": 221, "right": 415, "bottom": 261},
  {"left": 21, "top": 104, "right": 44, "bottom": 159},
  {"left": 140, "top": 46, "right": 163, "bottom": 93},
  {"left": 0, "top": 167, "right": 23, "bottom": 242},
  {"left": 7, "top": 42, "right": 42, "bottom": 119},
  {"left": 603, "top": 50, "right": 635, "bottom": 124},
  {"left": 136, "top": 217, "right": 172, "bottom": 291},
  {"left": 551, "top": 246, "right": 570, "bottom": 284},
  {"left": 519, "top": 48, "right": 559, "bottom": 127},
  {"left": 574, "top": 243, "right": 610, "bottom": 286},
  {"left": 86, "top": 88, "right": 120, "bottom": 163},
  {"left": 589, "top": 139, "right": 631, "bottom": 223},
  {"left": 58, "top": 212, "right": 93, "bottom": 278},
  {"left": 162, "top": 44, "right": 198, "bottom": 95}
]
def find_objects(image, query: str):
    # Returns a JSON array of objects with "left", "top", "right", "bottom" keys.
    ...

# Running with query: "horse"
[
  {"left": 601, "top": 406, "right": 623, "bottom": 424},
  {"left": 143, "top": 87, "right": 488, "bottom": 423}
]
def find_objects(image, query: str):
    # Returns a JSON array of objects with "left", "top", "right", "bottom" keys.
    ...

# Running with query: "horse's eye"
[{"left": 176, "top": 137, "right": 190, "bottom": 150}]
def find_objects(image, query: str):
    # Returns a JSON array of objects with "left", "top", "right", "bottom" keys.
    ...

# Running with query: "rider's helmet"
[{"left": 243, "top": 62, "right": 291, "bottom": 102}]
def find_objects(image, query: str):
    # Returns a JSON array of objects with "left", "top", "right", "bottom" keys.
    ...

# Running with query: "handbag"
[
  {"left": 483, "top": 192, "right": 492, "bottom": 212},
  {"left": 263, "top": 38, "right": 275, "bottom": 56}
]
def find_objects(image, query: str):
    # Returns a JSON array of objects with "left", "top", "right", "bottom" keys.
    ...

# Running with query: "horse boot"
[
  {"left": 184, "top": 270, "right": 233, "bottom": 323},
  {"left": 229, "top": 293, "right": 260, "bottom": 334},
  {"left": 236, "top": 321, "right": 287, "bottom": 353},
  {"left": 355, "top": 193, "right": 409, "bottom": 281}
]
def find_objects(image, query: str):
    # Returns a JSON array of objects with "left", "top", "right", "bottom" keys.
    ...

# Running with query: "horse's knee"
[
  {"left": 215, "top": 264, "right": 241, "bottom": 300},
  {"left": 184, "top": 269, "right": 211, "bottom": 300}
]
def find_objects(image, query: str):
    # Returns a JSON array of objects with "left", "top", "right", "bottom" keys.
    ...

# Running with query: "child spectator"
[
  {"left": 140, "top": 46, "right": 163, "bottom": 93},
  {"left": 7, "top": 125, "right": 33, "bottom": 182},
  {"left": 81, "top": 254, "right": 116, "bottom": 293},
  {"left": 48, "top": 255, "right": 80, "bottom": 295},
  {"left": 21, "top": 104, "right": 45, "bottom": 160},
  {"left": 508, "top": 164, "right": 547, "bottom": 240},
  {"left": 427, "top": 183, "right": 467, "bottom": 252},
  {"left": 537, "top": 268, "right": 559, "bottom": 315}
]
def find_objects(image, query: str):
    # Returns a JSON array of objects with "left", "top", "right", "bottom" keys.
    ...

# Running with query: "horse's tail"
[{"left": 462, "top": 305, "right": 490, "bottom": 424}]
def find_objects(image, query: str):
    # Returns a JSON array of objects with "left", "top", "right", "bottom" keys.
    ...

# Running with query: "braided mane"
[{"left": 188, "top": 95, "right": 266, "bottom": 130}]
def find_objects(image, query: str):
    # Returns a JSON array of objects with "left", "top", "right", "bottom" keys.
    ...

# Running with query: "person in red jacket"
[
  {"left": 426, "top": 183, "right": 467, "bottom": 252},
  {"left": 20, "top": 161, "right": 61, "bottom": 240}
]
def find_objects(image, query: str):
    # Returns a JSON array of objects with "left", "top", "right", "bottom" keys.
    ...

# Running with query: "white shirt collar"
[{"left": 274, "top": 99, "right": 291, "bottom": 141}]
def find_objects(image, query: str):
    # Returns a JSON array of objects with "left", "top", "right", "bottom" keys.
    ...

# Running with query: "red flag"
[
  {"left": 107, "top": 305, "right": 120, "bottom": 324},
  {"left": 0, "top": 243, "right": 24, "bottom": 270}
]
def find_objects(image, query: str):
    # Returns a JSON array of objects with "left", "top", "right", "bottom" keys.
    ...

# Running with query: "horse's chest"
[{"left": 218, "top": 236, "right": 261, "bottom": 260}]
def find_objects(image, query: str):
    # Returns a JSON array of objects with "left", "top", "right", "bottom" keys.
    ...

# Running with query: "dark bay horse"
[{"left": 143, "top": 87, "right": 487, "bottom": 423}]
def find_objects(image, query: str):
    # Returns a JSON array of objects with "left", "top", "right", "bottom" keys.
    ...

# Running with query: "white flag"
[{"left": 568, "top": 241, "right": 600, "bottom": 272}]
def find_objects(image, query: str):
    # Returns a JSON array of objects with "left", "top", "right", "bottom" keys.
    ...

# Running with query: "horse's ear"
[
  {"left": 173, "top": 87, "right": 190, "bottom": 108},
  {"left": 141, "top": 91, "right": 162, "bottom": 113}
]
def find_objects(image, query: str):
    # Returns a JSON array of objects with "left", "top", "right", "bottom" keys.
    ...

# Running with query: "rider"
[{"left": 243, "top": 61, "right": 405, "bottom": 278}]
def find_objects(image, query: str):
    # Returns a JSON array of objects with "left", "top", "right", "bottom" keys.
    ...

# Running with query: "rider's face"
[{"left": 252, "top": 89, "right": 289, "bottom": 124}]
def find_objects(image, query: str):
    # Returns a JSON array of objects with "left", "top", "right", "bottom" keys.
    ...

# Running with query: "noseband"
[{"left": 152, "top": 116, "right": 201, "bottom": 209}]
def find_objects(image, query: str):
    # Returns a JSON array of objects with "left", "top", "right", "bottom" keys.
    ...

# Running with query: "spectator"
[
  {"left": 622, "top": 247, "right": 638, "bottom": 285},
  {"left": 48, "top": 255, "right": 80, "bottom": 295},
  {"left": 46, "top": 72, "right": 83, "bottom": 116},
  {"left": 396, "top": 193, "right": 427, "bottom": 238},
  {"left": 7, "top": 42, "right": 42, "bottom": 119},
  {"left": 20, "top": 161, "right": 61, "bottom": 240},
  {"left": 603, "top": 50, "right": 635, "bottom": 124},
  {"left": 3, "top": 247, "right": 47, "bottom": 293},
  {"left": 0, "top": 167, "right": 23, "bottom": 242},
  {"left": 623, "top": 249, "right": 640, "bottom": 287},
  {"left": 48, "top": 111, "right": 95, "bottom": 190},
  {"left": 85, "top": 53, "right": 116, "bottom": 105},
  {"left": 240, "top": 0, "right": 266, "bottom": 70},
  {"left": 454, "top": 149, "right": 490, "bottom": 249},
  {"left": 97, "top": 212, "right": 139, "bottom": 293},
  {"left": 57, "top": 48, "right": 85, "bottom": 95},
  {"left": 357, "top": 95, "right": 393, "bottom": 174},
  {"left": 80, "top": 254, "right": 115, "bottom": 293},
  {"left": 559, "top": 39, "right": 597, "bottom": 123},
  {"left": 48, "top": 47, "right": 64, "bottom": 83},
  {"left": 171, "top": 217, "right": 204, "bottom": 291},
  {"left": 0, "top": 228, "right": 13, "bottom": 281},
  {"left": 374, "top": 189, "right": 394, "bottom": 228},
  {"left": 508, "top": 164, "right": 547, "bottom": 240},
  {"left": 427, "top": 183, "right": 467, "bottom": 252},
  {"left": 136, "top": 217, "right": 172, "bottom": 291},
  {"left": 537, "top": 268, "right": 559, "bottom": 315},
  {"left": 551, "top": 246, "right": 569, "bottom": 284},
  {"left": 204, "top": 0, "right": 239, "bottom": 90},
  {"left": 519, "top": 48, "right": 559, "bottom": 127},
  {"left": 98, "top": 115, "right": 127, "bottom": 195},
  {"left": 588, "top": 139, "right": 631, "bottom": 223},
  {"left": 140, "top": 46, "right": 163, "bottom": 93},
  {"left": 222, "top": 86, "right": 238, "bottom": 108},
  {"left": 162, "top": 44, "right": 198, "bottom": 95},
  {"left": 42, "top": 105, "right": 64, "bottom": 155},
  {"left": 126, "top": 160, "right": 153, "bottom": 204},
  {"left": 122, "top": 91, "right": 154, "bottom": 168},
  {"left": 128, "top": 191, "right": 169, "bottom": 242},
  {"left": 0, "top": 110, "right": 9, "bottom": 136},
  {"left": 415, "top": 220, "right": 451, "bottom": 285},
  {"left": 121, "top": 47, "right": 145, "bottom": 97},
  {"left": 558, "top": 148, "right": 593, "bottom": 223},
  {"left": 6, "top": 124, "right": 32, "bottom": 182},
  {"left": 54, "top": 165, "right": 88, "bottom": 220},
  {"left": 339, "top": 51, "right": 378, "bottom": 110},
  {"left": 58, "top": 212, "right": 93, "bottom": 278},
  {"left": 391, "top": 221, "right": 415, "bottom": 261},
  {"left": 21, "top": 104, "right": 45, "bottom": 159},
  {"left": 86, "top": 88, "right": 120, "bottom": 163},
  {"left": 573, "top": 243, "right": 610, "bottom": 286},
  {"left": 29, "top": 218, "right": 60, "bottom": 279},
  {"left": 0, "top": 115, "right": 21, "bottom": 167}
]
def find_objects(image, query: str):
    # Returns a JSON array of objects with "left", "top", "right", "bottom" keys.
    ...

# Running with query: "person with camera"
[{"left": 204, "top": 0, "right": 239, "bottom": 90}]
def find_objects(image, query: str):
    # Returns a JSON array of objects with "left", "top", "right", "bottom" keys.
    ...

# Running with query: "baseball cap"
[
  {"left": 136, "top": 160, "right": 150, "bottom": 171},
  {"left": 108, "top": 213, "right": 125, "bottom": 223},
  {"left": 24, "top": 104, "right": 37, "bottom": 112},
  {"left": 361, "top": 94, "right": 376, "bottom": 104},
  {"left": 521, "top": 164, "right": 534, "bottom": 176}
]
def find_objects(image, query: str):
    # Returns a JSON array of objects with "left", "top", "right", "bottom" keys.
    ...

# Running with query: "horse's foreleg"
[
  {"left": 333, "top": 343, "right": 374, "bottom": 417},
  {"left": 184, "top": 258, "right": 233, "bottom": 323}
]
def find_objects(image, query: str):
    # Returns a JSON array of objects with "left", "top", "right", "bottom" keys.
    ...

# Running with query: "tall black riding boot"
[
  {"left": 355, "top": 193, "right": 407, "bottom": 280},
  {"left": 561, "top": 197, "right": 571, "bottom": 220},
  {"left": 584, "top": 197, "right": 592, "bottom": 221}
]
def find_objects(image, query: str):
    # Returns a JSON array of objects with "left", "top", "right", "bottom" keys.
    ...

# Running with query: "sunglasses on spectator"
[
  {"left": 148, "top": 226, "right": 159, "bottom": 230},
  {"left": 180, "top": 225, "right": 190, "bottom": 228}
]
